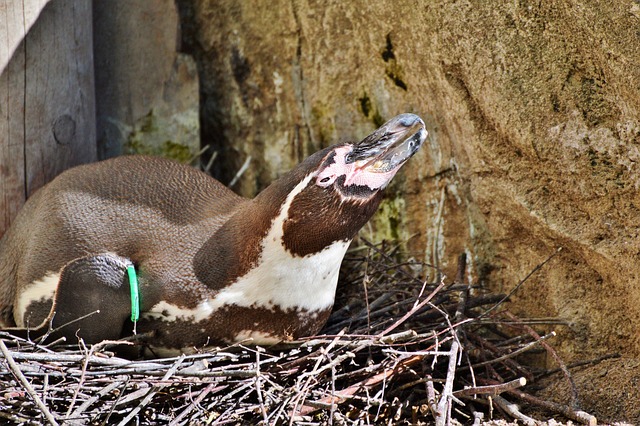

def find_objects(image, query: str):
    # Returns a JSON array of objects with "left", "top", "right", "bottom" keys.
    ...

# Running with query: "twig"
[
  {"left": 298, "top": 352, "right": 355, "bottom": 380},
  {"left": 436, "top": 340, "right": 459, "bottom": 426},
  {"left": 0, "top": 410, "right": 38, "bottom": 424},
  {"left": 453, "top": 377, "right": 526, "bottom": 398},
  {"left": 505, "top": 311, "right": 578, "bottom": 407},
  {"left": 290, "top": 332, "right": 346, "bottom": 419},
  {"left": 0, "top": 332, "right": 56, "bottom": 353},
  {"left": 471, "top": 408, "right": 484, "bottom": 426},
  {"left": 169, "top": 383, "right": 223, "bottom": 426},
  {"left": 228, "top": 155, "right": 252, "bottom": 187},
  {"left": 188, "top": 144, "right": 210, "bottom": 164},
  {"left": 492, "top": 395, "right": 537, "bottom": 426},
  {"left": 204, "top": 150, "right": 218, "bottom": 173},
  {"left": 0, "top": 340, "right": 59, "bottom": 426},
  {"left": 69, "top": 380, "right": 124, "bottom": 420},
  {"left": 362, "top": 247, "right": 372, "bottom": 331},
  {"left": 379, "top": 279, "right": 446, "bottom": 336},
  {"left": 66, "top": 338, "right": 91, "bottom": 417},
  {"left": 506, "top": 388, "right": 596, "bottom": 425},
  {"left": 426, "top": 376, "right": 438, "bottom": 420},
  {"left": 378, "top": 329, "right": 417, "bottom": 344},
  {"left": 254, "top": 347, "right": 269, "bottom": 424},
  {"left": 35, "top": 309, "right": 101, "bottom": 344},
  {"left": 104, "top": 377, "right": 130, "bottom": 424},
  {"left": 359, "top": 237, "right": 438, "bottom": 286},
  {"left": 465, "top": 333, "right": 533, "bottom": 381},
  {"left": 469, "top": 332, "right": 556, "bottom": 369},
  {"left": 298, "top": 368, "right": 395, "bottom": 416},
  {"left": 329, "top": 350, "right": 338, "bottom": 425}
]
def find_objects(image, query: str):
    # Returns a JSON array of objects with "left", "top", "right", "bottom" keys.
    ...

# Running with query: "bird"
[{"left": 0, "top": 113, "right": 426, "bottom": 356}]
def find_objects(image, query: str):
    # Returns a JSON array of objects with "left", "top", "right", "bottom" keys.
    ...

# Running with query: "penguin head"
[
  {"left": 314, "top": 113, "right": 427, "bottom": 199},
  {"left": 280, "top": 113, "right": 427, "bottom": 256}
]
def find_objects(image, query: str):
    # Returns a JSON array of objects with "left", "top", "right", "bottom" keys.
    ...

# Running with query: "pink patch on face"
[
  {"left": 344, "top": 167, "right": 400, "bottom": 189},
  {"left": 315, "top": 146, "right": 401, "bottom": 191}
]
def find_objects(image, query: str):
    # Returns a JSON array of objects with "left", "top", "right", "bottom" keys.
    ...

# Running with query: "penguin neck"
[{"left": 194, "top": 153, "right": 325, "bottom": 291}]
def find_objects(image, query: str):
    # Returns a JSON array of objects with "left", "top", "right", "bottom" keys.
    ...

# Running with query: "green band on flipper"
[{"left": 127, "top": 265, "right": 140, "bottom": 323}]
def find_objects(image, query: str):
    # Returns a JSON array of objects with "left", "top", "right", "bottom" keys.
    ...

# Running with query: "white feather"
[{"left": 15, "top": 272, "right": 59, "bottom": 327}]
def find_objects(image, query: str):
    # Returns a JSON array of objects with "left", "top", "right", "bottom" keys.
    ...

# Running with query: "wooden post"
[{"left": 0, "top": 0, "right": 96, "bottom": 237}]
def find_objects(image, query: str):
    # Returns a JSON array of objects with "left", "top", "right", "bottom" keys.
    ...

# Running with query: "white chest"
[
  {"left": 213, "top": 172, "right": 351, "bottom": 313},
  {"left": 214, "top": 238, "right": 351, "bottom": 312}
]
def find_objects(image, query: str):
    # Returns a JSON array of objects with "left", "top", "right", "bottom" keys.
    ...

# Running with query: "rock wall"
[{"left": 176, "top": 0, "right": 640, "bottom": 419}]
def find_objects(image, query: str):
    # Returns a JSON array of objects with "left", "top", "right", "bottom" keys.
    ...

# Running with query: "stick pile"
[{"left": 0, "top": 240, "right": 601, "bottom": 425}]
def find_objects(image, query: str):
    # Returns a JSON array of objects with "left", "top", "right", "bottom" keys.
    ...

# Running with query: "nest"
[{"left": 0, "top": 239, "right": 603, "bottom": 425}]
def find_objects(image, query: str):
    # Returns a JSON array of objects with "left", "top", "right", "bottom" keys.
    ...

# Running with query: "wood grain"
[
  {"left": 0, "top": 0, "right": 52, "bottom": 73},
  {"left": 0, "top": 0, "right": 96, "bottom": 237}
]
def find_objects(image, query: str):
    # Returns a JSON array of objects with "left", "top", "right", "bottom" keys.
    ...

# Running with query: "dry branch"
[{"left": 454, "top": 377, "right": 526, "bottom": 398}]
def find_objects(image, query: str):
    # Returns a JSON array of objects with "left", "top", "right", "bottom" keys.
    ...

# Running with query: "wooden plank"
[
  {"left": 0, "top": 0, "right": 96, "bottom": 236},
  {"left": 0, "top": 0, "right": 52, "bottom": 73},
  {"left": 23, "top": 0, "right": 96, "bottom": 196},
  {"left": 0, "top": 3, "right": 27, "bottom": 235}
]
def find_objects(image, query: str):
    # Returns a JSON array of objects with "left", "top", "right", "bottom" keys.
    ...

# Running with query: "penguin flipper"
[{"left": 3, "top": 254, "right": 134, "bottom": 345}]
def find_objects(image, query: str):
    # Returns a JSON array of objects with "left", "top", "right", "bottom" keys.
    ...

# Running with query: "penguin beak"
[{"left": 347, "top": 113, "right": 427, "bottom": 173}]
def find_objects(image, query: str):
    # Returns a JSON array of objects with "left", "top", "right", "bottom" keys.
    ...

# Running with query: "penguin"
[{"left": 0, "top": 113, "right": 426, "bottom": 355}]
